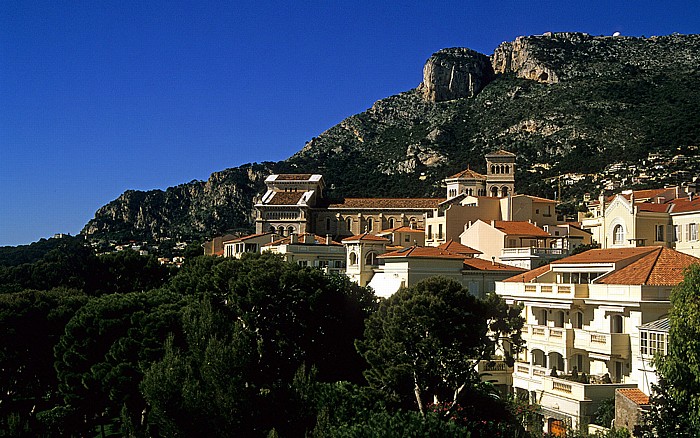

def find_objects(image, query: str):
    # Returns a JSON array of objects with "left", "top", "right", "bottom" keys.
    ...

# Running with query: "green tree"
[
  {"left": 356, "top": 277, "right": 523, "bottom": 420},
  {"left": 644, "top": 264, "right": 700, "bottom": 437}
]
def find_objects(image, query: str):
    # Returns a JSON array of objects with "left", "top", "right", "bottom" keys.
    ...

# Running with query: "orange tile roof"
[
  {"left": 512, "top": 194, "right": 558, "bottom": 204},
  {"left": 599, "top": 247, "right": 700, "bottom": 286},
  {"left": 447, "top": 168, "right": 486, "bottom": 180},
  {"left": 379, "top": 246, "right": 466, "bottom": 260},
  {"left": 341, "top": 233, "right": 390, "bottom": 243},
  {"left": 275, "top": 174, "right": 314, "bottom": 180},
  {"left": 267, "top": 192, "right": 305, "bottom": 205},
  {"left": 437, "top": 240, "right": 482, "bottom": 255},
  {"left": 617, "top": 388, "right": 650, "bottom": 405},
  {"left": 670, "top": 196, "right": 700, "bottom": 213},
  {"left": 503, "top": 264, "right": 552, "bottom": 282},
  {"left": 377, "top": 226, "right": 425, "bottom": 234},
  {"left": 494, "top": 221, "right": 551, "bottom": 237},
  {"left": 463, "top": 258, "right": 526, "bottom": 272},
  {"left": 263, "top": 233, "right": 341, "bottom": 247},
  {"left": 636, "top": 202, "right": 671, "bottom": 213},
  {"left": 551, "top": 247, "right": 657, "bottom": 265},
  {"left": 486, "top": 149, "right": 516, "bottom": 156},
  {"left": 326, "top": 198, "right": 443, "bottom": 209},
  {"left": 224, "top": 233, "right": 275, "bottom": 243}
]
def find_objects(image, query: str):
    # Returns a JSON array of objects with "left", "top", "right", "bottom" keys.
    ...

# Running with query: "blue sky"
[{"left": 1, "top": 1, "right": 698, "bottom": 246}]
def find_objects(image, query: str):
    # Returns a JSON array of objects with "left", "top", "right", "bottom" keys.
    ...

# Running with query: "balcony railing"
[
  {"left": 573, "top": 329, "right": 631, "bottom": 359},
  {"left": 526, "top": 324, "right": 574, "bottom": 348},
  {"left": 497, "top": 282, "right": 589, "bottom": 298},
  {"left": 501, "top": 247, "right": 570, "bottom": 258}
]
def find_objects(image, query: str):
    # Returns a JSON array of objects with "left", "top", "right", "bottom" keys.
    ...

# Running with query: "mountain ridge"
[{"left": 82, "top": 32, "right": 700, "bottom": 243}]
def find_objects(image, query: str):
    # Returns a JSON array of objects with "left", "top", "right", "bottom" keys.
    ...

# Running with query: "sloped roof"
[
  {"left": 263, "top": 233, "right": 341, "bottom": 247},
  {"left": 617, "top": 388, "right": 650, "bottom": 406},
  {"left": 512, "top": 194, "right": 558, "bottom": 204},
  {"left": 266, "top": 192, "right": 306, "bottom": 205},
  {"left": 598, "top": 247, "right": 700, "bottom": 286},
  {"left": 378, "top": 246, "right": 466, "bottom": 260},
  {"left": 275, "top": 174, "right": 314, "bottom": 180},
  {"left": 437, "top": 240, "right": 482, "bottom": 256},
  {"left": 486, "top": 149, "right": 516, "bottom": 157},
  {"left": 639, "top": 317, "right": 670, "bottom": 331},
  {"left": 326, "top": 198, "right": 443, "bottom": 209},
  {"left": 636, "top": 202, "right": 672, "bottom": 213},
  {"left": 463, "top": 258, "right": 526, "bottom": 272},
  {"left": 377, "top": 226, "right": 425, "bottom": 234},
  {"left": 494, "top": 221, "right": 551, "bottom": 237},
  {"left": 447, "top": 168, "right": 486, "bottom": 180},
  {"left": 550, "top": 247, "right": 657, "bottom": 265},
  {"left": 224, "top": 233, "right": 275, "bottom": 244},
  {"left": 670, "top": 196, "right": 700, "bottom": 213},
  {"left": 341, "top": 233, "right": 390, "bottom": 243},
  {"left": 503, "top": 264, "right": 552, "bottom": 282}
]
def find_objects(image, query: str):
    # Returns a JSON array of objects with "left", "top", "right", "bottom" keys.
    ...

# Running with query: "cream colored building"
[
  {"left": 261, "top": 233, "right": 346, "bottom": 274},
  {"left": 376, "top": 225, "right": 425, "bottom": 247},
  {"left": 496, "top": 246, "right": 699, "bottom": 433},
  {"left": 223, "top": 232, "right": 280, "bottom": 258},
  {"left": 341, "top": 233, "right": 390, "bottom": 287}
]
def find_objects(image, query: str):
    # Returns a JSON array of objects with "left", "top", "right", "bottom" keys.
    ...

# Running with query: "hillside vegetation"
[{"left": 83, "top": 32, "right": 700, "bottom": 243}]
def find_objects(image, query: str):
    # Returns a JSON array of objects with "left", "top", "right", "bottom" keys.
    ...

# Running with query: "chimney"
[
  {"left": 491, "top": 256, "right": 495, "bottom": 266},
  {"left": 326, "top": 234, "right": 332, "bottom": 245},
  {"left": 290, "top": 233, "right": 298, "bottom": 244}
]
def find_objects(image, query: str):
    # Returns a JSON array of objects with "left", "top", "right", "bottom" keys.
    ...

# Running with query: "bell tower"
[{"left": 485, "top": 150, "right": 516, "bottom": 197}]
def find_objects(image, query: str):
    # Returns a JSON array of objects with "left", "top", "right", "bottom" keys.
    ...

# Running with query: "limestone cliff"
[{"left": 418, "top": 48, "right": 494, "bottom": 102}]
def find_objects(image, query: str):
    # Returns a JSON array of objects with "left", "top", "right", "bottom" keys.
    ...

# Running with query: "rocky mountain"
[{"left": 83, "top": 32, "right": 700, "bottom": 243}]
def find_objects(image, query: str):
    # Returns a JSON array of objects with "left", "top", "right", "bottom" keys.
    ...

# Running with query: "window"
[
  {"left": 438, "top": 224, "right": 443, "bottom": 239},
  {"left": 298, "top": 260, "right": 308, "bottom": 267},
  {"left": 428, "top": 225, "right": 433, "bottom": 240},
  {"left": 367, "top": 218, "right": 373, "bottom": 232},
  {"left": 640, "top": 331, "right": 667, "bottom": 356},
  {"left": 346, "top": 218, "right": 352, "bottom": 232},
  {"left": 611, "top": 314, "right": 623, "bottom": 334},
  {"left": 690, "top": 223, "right": 699, "bottom": 241},
  {"left": 389, "top": 218, "right": 395, "bottom": 228},
  {"left": 613, "top": 224, "right": 624, "bottom": 244},
  {"left": 365, "top": 252, "right": 378, "bottom": 266},
  {"left": 404, "top": 234, "right": 411, "bottom": 243},
  {"left": 349, "top": 252, "right": 358, "bottom": 265},
  {"left": 326, "top": 218, "right": 331, "bottom": 231},
  {"left": 656, "top": 225, "right": 665, "bottom": 242},
  {"left": 674, "top": 225, "right": 681, "bottom": 242},
  {"left": 287, "top": 226, "right": 295, "bottom": 236},
  {"left": 573, "top": 311, "right": 583, "bottom": 329}
]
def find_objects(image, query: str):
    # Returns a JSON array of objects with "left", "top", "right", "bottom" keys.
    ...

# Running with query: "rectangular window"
[
  {"left": 438, "top": 224, "right": 443, "bottom": 239},
  {"left": 656, "top": 225, "right": 664, "bottom": 242},
  {"left": 641, "top": 331, "right": 667, "bottom": 356},
  {"left": 691, "top": 223, "right": 699, "bottom": 241},
  {"left": 674, "top": 225, "right": 681, "bottom": 242},
  {"left": 428, "top": 225, "right": 433, "bottom": 240},
  {"left": 640, "top": 331, "right": 648, "bottom": 355},
  {"left": 404, "top": 235, "right": 410, "bottom": 243}
]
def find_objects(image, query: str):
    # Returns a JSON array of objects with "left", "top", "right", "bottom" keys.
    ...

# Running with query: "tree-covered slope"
[{"left": 83, "top": 32, "right": 700, "bottom": 243}]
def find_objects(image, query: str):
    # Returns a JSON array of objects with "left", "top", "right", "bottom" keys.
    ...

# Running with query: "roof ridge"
[{"left": 643, "top": 247, "right": 664, "bottom": 285}]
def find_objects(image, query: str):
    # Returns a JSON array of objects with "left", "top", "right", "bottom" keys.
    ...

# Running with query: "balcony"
[
  {"left": 500, "top": 247, "right": 570, "bottom": 269},
  {"left": 573, "top": 330, "right": 630, "bottom": 359},
  {"left": 476, "top": 360, "right": 513, "bottom": 386},
  {"left": 526, "top": 324, "right": 574, "bottom": 349},
  {"left": 498, "top": 282, "right": 589, "bottom": 300},
  {"left": 541, "top": 375, "right": 637, "bottom": 403}
]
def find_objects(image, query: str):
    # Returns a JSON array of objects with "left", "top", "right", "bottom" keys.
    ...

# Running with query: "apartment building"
[{"left": 496, "top": 246, "right": 699, "bottom": 433}]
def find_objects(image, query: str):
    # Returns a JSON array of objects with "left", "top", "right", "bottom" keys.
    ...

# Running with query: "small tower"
[
  {"left": 485, "top": 150, "right": 516, "bottom": 197},
  {"left": 341, "top": 233, "right": 389, "bottom": 287}
]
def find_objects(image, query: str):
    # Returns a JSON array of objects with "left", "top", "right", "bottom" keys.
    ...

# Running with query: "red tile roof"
[
  {"left": 326, "top": 198, "right": 443, "bottom": 209},
  {"left": 379, "top": 246, "right": 466, "bottom": 260},
  {"left": 437, "top": 240, "right": 482, "bottom": 256},
  {"left": 599, "top": 247, "right": 700, "bottom": 286},
  {"left": 636, "top": 202, "right": 671, "bottom": 213},
  {"left": 377, "top": 226, "right": 425, "bottom": 234},
  {"left": 223, "top": 233, "right": 276, "bottom": 243},
  {"left": 512, "top": 194, "right": 558, "bottom": 204},
  {"left": 617, "top": 388, "right": 650, "bottom": 405},
  {"left": 503, "top": 264, "right": 552, "bottom": 282},
  {"left": 486, "top": 149, "right": 516, "bottom": 157},
  {"left": 494, "top": 221, "right": 551, "bottom": 237},
  {"left": 670, "top": 196, "right": 700, "bottom": 213},
  {"left": 267, "top": 192, "right": 305, "bottom": 205},
  {"left": 263, "top": 233, "right": 341, "bottom": 247},
  {"left": 341, "top": 233, "right": 390, "bottom": 243},
  {"left": 551, "top": 247, "right": 657, "bottom": 265},
  {"left": 275, "top": 174, "right": 314, "bottom": 180},
  {"left": 463, "top": 258, "right": 526, "bottom": 272},
  {"left": 447, "top": 168, "right": 486, "bottom": 180}
]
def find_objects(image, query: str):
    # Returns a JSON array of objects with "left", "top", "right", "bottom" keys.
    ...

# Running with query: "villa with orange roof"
[
  {"left": 495, "top": 246, "right": 700, "bottom": 434},
  {"left": 261, "top": 233, "right": 346, "bottom": 274}
]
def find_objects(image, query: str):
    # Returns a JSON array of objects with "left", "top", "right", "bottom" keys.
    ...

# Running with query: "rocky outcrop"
[
  {"left": 492, "top": 35, "right": 560, "bottom": 83},
  {"left": 419, "top": 48, "right": 494, "bottom": 102}
]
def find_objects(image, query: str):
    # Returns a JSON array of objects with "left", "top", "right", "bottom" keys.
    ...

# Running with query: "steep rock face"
[
  {"left": 419, "top": 48, "right": 494, "bottom": 102},
  {"left": 492, "top": 34, "right": 561, "bottom": 83}
]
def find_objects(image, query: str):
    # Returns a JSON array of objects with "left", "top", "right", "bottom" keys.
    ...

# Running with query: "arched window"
[
  {"left": 505, "top": 165, "right": 510, "bottom": 174},
  {"left": 501, "top": 186, "right": 509, "bottom": 197},
  {"left": 367, "top": 218, "right": 374, "bottom": 231},
  {"left": 491, "top": 187, "right": 499, "bottom": 197},
  {"left": 325, "top": 217, "right": 331, "bottom": 231},
  {"left": 349, "top": 252, "right": 358, "bottom": 265},
  {"left": 389, "top": 218, "right": 395, "bottom": 228},
  {"left": 540, "top": 309, "right": 548, "bottom": 326},
  {"left": 574, "top": 311, "right": 584, "bottom": 329},
  {"left": 365, "top": 252, "right": 378, "bottom": 266},
  {"left": 278, "top": 226, "right": 285, "bottom": 236},
  {"left": 269, "top": 226, "right": 276, "bottom": 233},
  {"left": 613, "top": 224, "right": 625, "bottom": 245},
  {"left": 491, "top": 165, "right": 495, "bottom": 174},
  {"left": 554, "top": 311, "right": 565, "bottom": 328},
  {"left": 287, "top": 226, "right": 295, "bottom": 236},
  {"left": 346, "top": 218, "right": 352, "bottom": 232}
]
